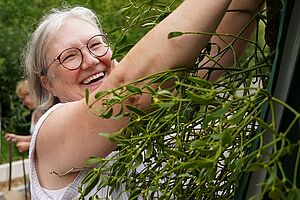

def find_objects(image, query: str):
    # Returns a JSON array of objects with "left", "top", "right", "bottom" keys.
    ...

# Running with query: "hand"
[
  {"left": 5, "top": 133, "right": 18, "bottom": 143},
  {"left": 16, "top": 142, "right": 30, "bottom": 153}
]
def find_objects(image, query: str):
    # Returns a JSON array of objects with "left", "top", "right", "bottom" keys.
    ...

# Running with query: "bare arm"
[
  {"left": 108, "top": 0, "right": 232, "bottom": 86},
  {"left": 5, "top": 133, "right": 32, "bottom": 143},
  {"left": 199, "top": 0, "right": 263, "bottom": 81}
]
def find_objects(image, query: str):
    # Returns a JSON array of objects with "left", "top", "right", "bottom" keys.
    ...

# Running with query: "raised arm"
[
  {"left": 199, "top": 0, "right": 263, "bottom": 81},
  {"left": 105, "top": 0, "right": 232, "bottom": 89}
]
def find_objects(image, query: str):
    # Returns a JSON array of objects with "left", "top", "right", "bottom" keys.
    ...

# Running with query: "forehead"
[{"left": 47, "top": 18, "right": 101, "bottom": 54}]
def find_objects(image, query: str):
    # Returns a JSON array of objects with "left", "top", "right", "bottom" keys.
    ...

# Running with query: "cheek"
[
  {"left": 50, "top": 68, "right": 78, "bottom": 83},
  {"left": 101, "top": 50, "right": 115, "bottom": 69},
  {"left": 103, "top": 49, "right": 113, "bottom": 62}
]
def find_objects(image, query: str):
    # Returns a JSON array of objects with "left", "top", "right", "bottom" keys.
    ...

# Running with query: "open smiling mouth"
[{"left": 82, "top": 72, "right": 105, "bottom": 85}]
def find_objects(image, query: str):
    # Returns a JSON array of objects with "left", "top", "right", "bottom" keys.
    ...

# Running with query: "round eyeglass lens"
[
  {"left": 60, "top": 48, "right": 82, "bottom": 70},
  {"left": 88, "top": 35, "right": 109, "bottom": 57}
]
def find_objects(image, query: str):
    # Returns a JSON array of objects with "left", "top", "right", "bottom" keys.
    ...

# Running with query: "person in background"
[
  {"left": 24, "top": 0, "right": 262, "bottom": 199},
  {"left": 5, "top": 79, "right": 39, "bottom": 153}
]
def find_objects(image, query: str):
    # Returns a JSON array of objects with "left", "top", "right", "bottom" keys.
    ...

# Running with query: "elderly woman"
[{"left": 24, "top": 0, "right": 262, "bottom": 199}]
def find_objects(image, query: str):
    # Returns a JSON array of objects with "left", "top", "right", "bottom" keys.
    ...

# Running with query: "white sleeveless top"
[
  {"left": 29, "top": 111, "right": 37, "bottom": 135},
  {"left": 29, "top": 103, "right": 129, "bottom": 200}
]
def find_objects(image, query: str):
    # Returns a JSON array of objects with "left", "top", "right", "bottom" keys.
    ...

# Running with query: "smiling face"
[{"left": 41, "top": 17, "right": 115, "bottom": 103}]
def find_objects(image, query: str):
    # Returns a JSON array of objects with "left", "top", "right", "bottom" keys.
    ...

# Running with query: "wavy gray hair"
[{"left": 23, "top": 6, "right": 103, "bottom": 115}]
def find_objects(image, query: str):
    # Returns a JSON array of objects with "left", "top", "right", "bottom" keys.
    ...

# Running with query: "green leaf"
[
  {"left": 85, "top": 88, "right": 89, "bottom": 105},
  {"left": 228, "top": 105, "right": 249, "bottom": 124},
  {"left": 146, "top": 143, "right": 153, "bottom": 159},
  {"left": 99, "top": 132, "right": 110, "bottom": 139},
  {"left": 141, "top": 22, "right": 156, "bottom": 27},
  {"left": 81, "top": 170, "right": 95, "bottom": 185},
  {"left": 117, "top": 44, "right": 134, "bottom": 54},
  {"left": 117, "top": 4, "right": 131, "bottom": 14},
  {"left": 190, "top": 139, "right": 206, "bottom": 148},
  {"left": 187, "top": 76, "right": 213, "bottom": 88},
  {"left": 129, "top": 189, "right": 143, "bottom": 200},
  {"left": 168, "top": 31, "right": 183, "bottom": 39},
  {"left": 126, "top": 85, "right": 142, "bottom": 94},
  {"left": 157, "top": 11, "right": 172, "bottom": 22},
  {"left": 197, "top": 147, "right": 217, "bottom": 157},
  {"left": 136, "top": 124, "right": 147, "bottom": 133},
  {"left": 186, "top": 91, "right": 214, "bottom": 105},
  {"left": 221, "top": 130, "right": 232, "bottom": 146},
  {"left": 111, "top": 53, "right": 122, "bottom": 60},
  {"left": 107, "top": 26, "right": 123, "bottom": 34},
  {"left": 94, "top": 90, "right": 107, "bottom": 99},
  {"left": 266, "top": 167, "right": 277, "bottom": 185},
  {"left": 113, "top": 105, "right": 124, "bottom": 117},
  {"left": 182, "top": 160, "right": 214, "bottom": 169},
  {"left": 132, "top": 154, "right": 143, "bottom": 169},
  {"left": 156, "top": 89, "right": 172, "bottom": 97},
  {"left": 164, "top": 148, "right": 187, "bottom": 158},
  {"left": 157, "top": 101, "right": 175, "bottom": 108},
  {"left": 83, "top": 172, "right": 100, "bottom": 196},
  {"left": 85, "top": 157, "right": 103, "bottom": 166},
  {"left": 210, "top": 103, "right": 231, "bottom": 118},
  {"left": 126, "top": 105, "right": 146, "bottom": 116},
  {"left": 116, "top": 163, "right": 127, "bottom": 177},
  {"left": 107, "top": 176, "right": 118, "bottom": 187},
  {"left": 145, "top": 85, "right": 156, "bottom": 94},
  {"left": 103, "top": 96, "right": 121, "bottom": 106},
  {"left": 203, "top": 104, "right": 231, "bottom": 126},
  {"left": 116, "top": 34, "right": 127, "bottom": 46},
  {"left": 149, "top": 73, "right": 172, "bottom": 84},
  {"left": 102, "top": 107, "right": 113, "bottom": 119},
  {"left": 100, "top": 132, "right": 123, "bottom": 143},
  {"left": 110, "top": 132, "right": 128, "bottom": 143}
]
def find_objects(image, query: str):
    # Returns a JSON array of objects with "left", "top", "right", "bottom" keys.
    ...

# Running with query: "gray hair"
[{"left": 23, "top": 6, "right": 103, "bottom": 115}]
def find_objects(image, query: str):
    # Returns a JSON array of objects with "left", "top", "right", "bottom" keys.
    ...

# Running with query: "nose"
[{"left": 80, "top": 46, "right": 101, "bottom": 70}]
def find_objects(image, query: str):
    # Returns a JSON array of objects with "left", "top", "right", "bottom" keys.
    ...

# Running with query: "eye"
[
  {"left": 61, "top": 49, "right": 81, "bottom": 63},
  {"left": 89, "top": 41, "right": 103, "bottom": 51}
]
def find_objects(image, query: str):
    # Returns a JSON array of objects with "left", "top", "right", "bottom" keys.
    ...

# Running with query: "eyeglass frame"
[{"left": 44, "top": 34, "right": 109, "bottom": 74}]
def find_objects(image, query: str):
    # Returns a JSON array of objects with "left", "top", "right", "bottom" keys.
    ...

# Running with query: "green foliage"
[
  {"left": 83, "top": 75, "right": 300, "bottom": 199},
  {"left": 1, "top": 96, "right": 31, "bottom": 163},
  {"left": 109, "top": 0, "right": 179, "bottom": 60},
  {"left": 79, "top": 0, "right": 300, "bottom": 199}
]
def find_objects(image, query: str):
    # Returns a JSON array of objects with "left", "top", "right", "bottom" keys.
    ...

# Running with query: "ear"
[{"left": 40, "top": 75, "right": 52, "bottom": 92}]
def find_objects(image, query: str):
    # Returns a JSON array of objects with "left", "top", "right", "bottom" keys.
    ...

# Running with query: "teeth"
[{"left": 83, "top": 72, "right": 104, "bottom": 84}]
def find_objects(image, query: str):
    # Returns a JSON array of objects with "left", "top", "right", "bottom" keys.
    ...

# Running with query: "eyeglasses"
[{"left": 46, "top": 34, "right": 109, "bottom": 72}]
